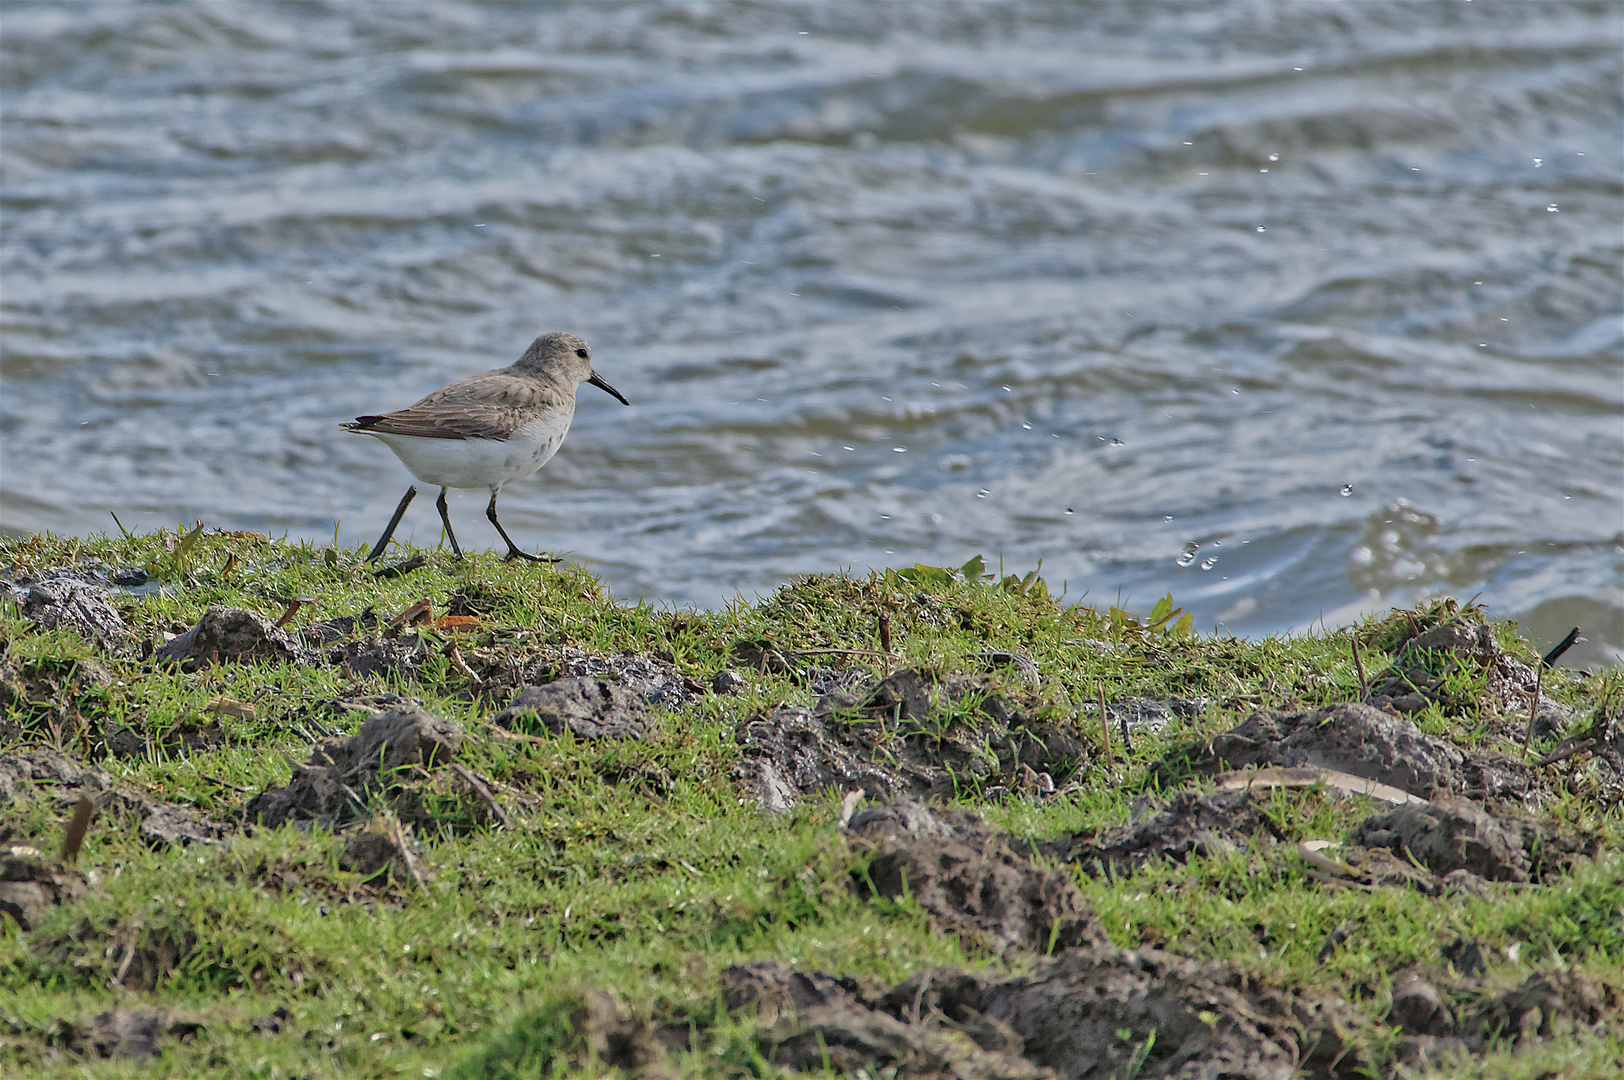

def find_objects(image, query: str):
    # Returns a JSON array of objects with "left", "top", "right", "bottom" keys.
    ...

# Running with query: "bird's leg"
[
  {"left": 365, "top": 485, "right": 418, "bottom": 562},
  {"left": 488, "top": 488, "right": 555, "bottom": 563},
  {"left": 435, "top": 487, "right": 464, "bottom": 558}
]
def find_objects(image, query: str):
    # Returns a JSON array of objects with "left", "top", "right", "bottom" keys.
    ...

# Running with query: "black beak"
[{"left": 589, "top": 371, "right": 630, "bottom": 406}]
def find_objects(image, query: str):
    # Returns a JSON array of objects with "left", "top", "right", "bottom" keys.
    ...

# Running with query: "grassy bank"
[{"left": 2, "top": 527, "right": 1621, "bottom": 1078}]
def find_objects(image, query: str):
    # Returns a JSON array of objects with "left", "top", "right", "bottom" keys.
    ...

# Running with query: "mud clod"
[
  {"left": 737, "top": 669, "right": 1089, "bottom": 812},
  {"left": 847, "top": 799, "right": 1107, "bottom": 956},
  {"left": 1351, "top": 796, "right": 1594, "bottom": 883},
  {"left": 1063, "top": 789, "right": 1280, "bottom": 873},
  {"left": 493, "top": 677, "right": 658, "bottom": 740},
  {"left": 1466, "top": 969, "right": 1617, "bottom": 1046},
  {"left": 0, "top": 748, "right": 229, "bottom": 850},
  {"left": 155, "top": 606, "right": 316, "bottom": 671},
  {"left": 565, "top": 991, "right": 667, "bottom": 1076},
  {"left": 1388, "top": 972, "right": 1454, "bottom": 1036},
  {"left": 0, "top": 850, "right": 88, "bottom": 931},
  {"left": 51, "top": 1008, "right": 203, "bottom": 1061},
  {"left": 2, "top": 576, "right": 128, "bottom": 644},
  {"left": 1159, "top": 702, "right": 1466, "bottom": 797},
  {"left": 340, "top": 830, "right": 415, "bottom": 884},
  {"left": 246, "top": 703, "right": 464, "bottom": 828},
  {"left": 725, "top": 948, "right": 1363, "bottom": 1080}
]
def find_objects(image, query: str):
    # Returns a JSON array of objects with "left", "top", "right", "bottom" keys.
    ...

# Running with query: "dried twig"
[
  {"left": 388, "top": 814, "right": 433, "bottom": 890},
  {"left": 1097, "top": 682, "right": 1113, "bottom": 759},
  {"left": 1537, "top": 738, "right": 1595, "bottom": 767},
  {"left": 1350, "top": 636, "right": 1369, "bottom": 701},
  {"left": 61, "top": 797, "right": 94, "bottom": 864},
  {"left": 445, "top": 639, "right": 482, "bottom": 685},
  {"left": 450, "top": 763, "right": 512, "bottom": 830},
  {"left": 484, "top": 722, "right": 551, "bottom": 745},
  {"left": 1523, "top": 665, "right": 1544, "bottom": 757},
  {"left": 274, "top": 595, "right": 316, "bottom": 629}
]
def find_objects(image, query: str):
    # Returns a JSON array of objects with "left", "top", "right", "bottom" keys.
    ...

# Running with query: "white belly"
[{"left": 367, "top": 415, "right": 569, "bottom": 490}]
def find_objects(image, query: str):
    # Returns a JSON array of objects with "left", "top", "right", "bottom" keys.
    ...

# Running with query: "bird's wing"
[{"left": 343, "top": 370, "right": 571, "bottom": 441}]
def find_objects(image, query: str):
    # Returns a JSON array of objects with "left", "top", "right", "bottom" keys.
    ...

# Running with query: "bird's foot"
[{"left": 503, "top": 548, "right": 559, "bottom": 564}]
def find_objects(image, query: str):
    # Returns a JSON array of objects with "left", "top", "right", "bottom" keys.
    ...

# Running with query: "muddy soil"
[
  {"left": 245, "top": 703, "right": 464, "bottom": 829},
  {"left": 493, "top": 677, "right": 658, "bottom": 741},
  {"left": 0, "top": 747, "right": 229, "bottom": 851},
  {"left": 736, "top": 669, "right": 1093, "bottom": 812},
  {"left": 155, "top": 606, "right": 318, "bottom": 671},
  {"left": 1352, "top": 796, "right": 1596, "bottom": 884},
  {"left": 845, "top": 799, "right": 1107, "bottom": 956},
  {"left": 2, "top": 572, "right": 129, "bottom": 646},
  {"left": 1, "top": 844, "right": 88, "bottom": 932},
  {"left": 706, "top": 945, "right": 1363, "bottom": 1080},
  {"left": 1055, "top": 782, "right": 1595, "bottom": 897},
  {"left": 44, "top": 1008, "right": 203, "bottom": 1062},
  {"left": 1060, "top": 788, "right": 1284, "bottom": 873},
  {"left": 1154, "top": 701, "right": 1546, "bottom": 802}
]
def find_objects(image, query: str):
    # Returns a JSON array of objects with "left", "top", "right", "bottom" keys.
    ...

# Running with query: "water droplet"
[
  {"left": 1164, "top": 515, "right": 1173, "bottom": 522},
  {"left": 1268, "top": 153, "right": 1279, "bottom": 162},
  {"left": 1200, "top": 556, "right": 1219, "bottom": 571},
  {"left": 843, "top": 446, "right": 855, "bottom": 451},
  {"left": 1176, "top": 542, "right": 1199, "bottom": 567},
  {"left": 1256, "top": 225, "right": 1267, "bottom": 232},
  {"left": 1547, "top": 204, "right": 1559, "bottom": 212},
  {"left": 879, "top": 514, "right": 890, "bottom": 520},
  {"left": 1340, "top": 484, "right": 1354, "bottom": 497},
  {"left": 892, "top": 446, "right": 907, "bottom": 453},
  {"left": 976, "top": 489, "right": 989, "bottom": 498},
  {"left": 1533, "top": 158, "right": 1543, "bottom": 167},
  {"left": 1260, "top": 168, "right": 1269, "bottom": 173},
  {"left": 1021, "top": 422, "right": 1032, "bottom": 429},
  {"left": 1002, "top": 385, "right": 1013, "bottom": 392}
]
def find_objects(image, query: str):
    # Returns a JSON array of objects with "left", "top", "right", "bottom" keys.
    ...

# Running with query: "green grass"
[{"left": 2, "top": 528, "right": 1621, "bottom": 1078}]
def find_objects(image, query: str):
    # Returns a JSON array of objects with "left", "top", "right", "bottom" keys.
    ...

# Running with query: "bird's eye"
[{"left": 575, "top": 348, "right": 588, "bottom": 359}]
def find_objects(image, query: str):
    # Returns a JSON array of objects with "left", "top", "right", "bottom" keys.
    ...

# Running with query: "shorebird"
[{"left": 344, "top": 331, "right": 629, "bottom": 562}]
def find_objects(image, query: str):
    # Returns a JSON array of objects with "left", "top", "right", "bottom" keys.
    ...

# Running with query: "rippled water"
[{"left": 3, "top": 2, "right": 1621, "bottom": 664}]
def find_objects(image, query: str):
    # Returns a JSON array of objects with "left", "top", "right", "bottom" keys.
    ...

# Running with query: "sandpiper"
[{"left": 344, "top": 331, "right": 629, "bottom": 562}]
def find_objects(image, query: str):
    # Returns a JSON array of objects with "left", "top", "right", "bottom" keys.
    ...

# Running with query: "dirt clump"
[
  {"left": 558, "top": 991, "right": 672, "bottom": 1078},
  {"left": 522, "top": 647, "right": 708, "bottom": 711},
  {"left": 155, "top": 606, "right": 317, "bottom": 671},
  {"left": 1388, "top": 968, "right": 1620, "bottom": 1067},
  {"left": 1351, "top": 796, "right": 1595, "bottom": 884},
  {"left": 493, "top": 677, "right": 658, "bottom": 740},
  {"left": 1059, "top": 789, "right": 1282, "bottom": 873},
  {"left": 0, "top": 847, "right": 89, "bottom": 932},
  {"left": 1465, "top": 969, "right": 1618, "bottom": 1046},
  {"left": 2, "top": 574, "right": 128, "bottom": 644},
  {"left": 48, "top": 1008, "right": 203, "bottom": 1062},
  {"left": 737, "top": 669, "right": 1091, "bottom": 812},
  {"left": 725, "top": 959, "right": 1048, "bottom": 1080},
  {"left": 1363, "top": 605, "right": 1555, "bottom": 725},
  {"left": 0, "top": 747, "right": 230, "bottom": 850},
  {"left": 1156, "top": 702, "right": 1473, "bottom": 798},
  {"left": 245, "top": 703, "right": 464, "bottom": 828},
  {"left": 339, "top": 827, "right": 431, "bottom": 888},
  {"left": 0, "top": 652, "right": 114, "bottom": 742},
  {"left": 721, "top": 948, "right": 1364, "bottom": 1080},
  {"left": 846, "top": 799, "right": 1107, "bottom": 956},
  {"left": 104, "top": 720, "right": 226, "bottom": 760}
]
